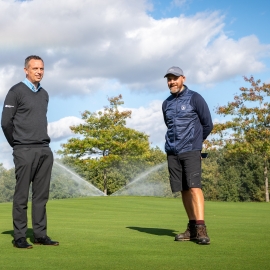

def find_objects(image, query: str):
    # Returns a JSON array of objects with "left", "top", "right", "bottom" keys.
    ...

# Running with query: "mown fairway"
[{"left": 0, "top": 196, "right": 269, "bottom": 270}]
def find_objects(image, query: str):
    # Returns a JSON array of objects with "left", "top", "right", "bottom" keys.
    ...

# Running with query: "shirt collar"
[{"left": 22, "top": 78, "right": 41, "bottom": 92}]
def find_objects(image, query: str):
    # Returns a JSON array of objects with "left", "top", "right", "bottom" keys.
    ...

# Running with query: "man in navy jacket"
[{"left": 162, "top": 66, "right": 213, "bottom": 244}]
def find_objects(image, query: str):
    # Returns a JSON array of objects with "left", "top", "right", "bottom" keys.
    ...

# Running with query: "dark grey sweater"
[{"left": 1, "top": 82, "right": 50, "bottom": 149}]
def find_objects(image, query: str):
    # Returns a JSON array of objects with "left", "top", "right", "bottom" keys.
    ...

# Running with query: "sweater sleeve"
[
  {"left": 190, "top": 92, "right": 213, "bottom": 140},
  {"left": 1, "top": 90, "right": 18, "bottom": 147}
]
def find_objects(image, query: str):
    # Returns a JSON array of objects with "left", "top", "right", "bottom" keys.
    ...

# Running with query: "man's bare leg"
[
  {"left": 181, "top": 188, "right": 204, "bottom": 220},
  {"left": 178, "top": 188, "right": 210, "bottom": 244}
]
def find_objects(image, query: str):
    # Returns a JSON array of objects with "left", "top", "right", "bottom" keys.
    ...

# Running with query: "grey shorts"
[{"left": 167, "top": 151, "right": 202, "bottom": 192}]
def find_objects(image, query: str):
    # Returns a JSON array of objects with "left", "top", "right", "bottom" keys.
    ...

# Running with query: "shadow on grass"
[
  {"left": 2, "top": 228, "right": 34, "bottom": 242},
  {"left": 126, "top": 227, "right": 201, "bottom": 245},
  {"left": 126, "top": 226, "right": 176, "bottom": 237}
]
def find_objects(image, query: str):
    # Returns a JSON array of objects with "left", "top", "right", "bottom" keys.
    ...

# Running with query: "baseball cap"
[{"left": 164, "top": 66, "right": 184, "bottom": 78}]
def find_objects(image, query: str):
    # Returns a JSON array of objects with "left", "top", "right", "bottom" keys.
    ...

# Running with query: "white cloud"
[
  {"left": 48, "top": 116, "right": 84, "bottom": 141},
  {"left": 0, "top": 66, "right": 22, "bottom": 101},
  {"left": 77, "top": 100, "right": 166, "bottom": 147},
  {"left": 0, "top": 115, "right": 84, "bottom": 169},
  {"left": 125, "top": 100, "right": 166, "bottom": 146},
  {"left": 0, "top": 142, "right": 13, "bottom": 169},
  {"left": 0, "top": 0, "right": 269, "bottom": 101}
]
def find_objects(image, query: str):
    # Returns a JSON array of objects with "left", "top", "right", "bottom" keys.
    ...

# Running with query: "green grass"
[{"left": 0, "top": 197, "right": 269, "bottom": 270}]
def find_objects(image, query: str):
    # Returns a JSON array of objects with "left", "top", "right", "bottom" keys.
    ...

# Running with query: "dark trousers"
[{"left": 12, "top": 147, "right": 53, "bottom": 240}]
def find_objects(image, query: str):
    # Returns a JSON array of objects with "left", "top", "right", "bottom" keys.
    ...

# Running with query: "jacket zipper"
[{"left": 173, "top": 95, "right": 178, "bottom": 155}]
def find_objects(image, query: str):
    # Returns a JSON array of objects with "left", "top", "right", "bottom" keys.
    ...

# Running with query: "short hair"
[{"left": 25, "top": 55, "right": 44, "bottom": 68}]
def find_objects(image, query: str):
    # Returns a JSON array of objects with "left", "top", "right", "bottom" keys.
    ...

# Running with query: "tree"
[
  {"left": 209, "top": 76, "right": 270, "bottom": 202},
  {"left": 213, "top": 149, "right": 265, "bottom": 202},
  {"left": 0, "top": 164, "right": 15, "bottom": 203},
  {"left": 201, "top": 150, "right": 220, "bottom": 201},
  {"left": 58, "top": 95, "right": 166, "bottom": 195}
]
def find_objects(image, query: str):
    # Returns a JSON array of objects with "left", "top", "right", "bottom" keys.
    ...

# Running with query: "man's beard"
[{"left": 170, "top": 88, "right": 181, "bottom": 94}]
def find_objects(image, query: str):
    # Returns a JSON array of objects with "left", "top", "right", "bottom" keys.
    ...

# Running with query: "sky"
[{"left": 0, "top": 0, "right": 269, "bottom": 168}]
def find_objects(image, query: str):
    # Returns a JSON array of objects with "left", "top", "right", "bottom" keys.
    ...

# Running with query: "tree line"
[
  {"left": 0, "top": 147, "right": 267, "bottom": 203},
  {"left": 0, "top": 77, "right": 269, "bottom": 202}
]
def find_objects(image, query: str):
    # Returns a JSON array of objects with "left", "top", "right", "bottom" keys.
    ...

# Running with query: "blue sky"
[{"left": 0, "top": 0, "right": 269, "bottom": 168}]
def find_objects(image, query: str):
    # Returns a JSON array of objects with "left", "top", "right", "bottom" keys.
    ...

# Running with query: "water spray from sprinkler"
[{"left": 102, "top": 149, "right": 110, "bottom": 195}]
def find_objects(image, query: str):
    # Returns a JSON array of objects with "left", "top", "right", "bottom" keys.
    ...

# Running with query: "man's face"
[
  {"left": 24, "top": 59, "right": 44, "bottom": 85},
  {"left": 166, "top": 74, "right": 185, "bottom": 94}
]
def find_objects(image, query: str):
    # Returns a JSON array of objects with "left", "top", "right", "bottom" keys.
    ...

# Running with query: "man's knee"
[{"left": 183, "top": 188, "right": 204, "bottom": 199}]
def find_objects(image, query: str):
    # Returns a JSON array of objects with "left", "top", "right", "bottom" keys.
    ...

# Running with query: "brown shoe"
[
  {"left": 195, "top": 225, "right": 210, "bottom": 245},
  {"left": 175, "top": 223, "right": 196, "bottom": 241}
]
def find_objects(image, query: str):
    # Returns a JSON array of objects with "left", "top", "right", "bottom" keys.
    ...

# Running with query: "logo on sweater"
[
  {"left": 5, "top": 105, "right": 14, "bottom": 108},
  {"left": 181, "top": 105, "right": 186, "bottom": 110}
]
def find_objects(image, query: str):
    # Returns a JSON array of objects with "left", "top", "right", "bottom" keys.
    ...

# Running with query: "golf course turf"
[{"left": 0, "top": 196, "right": 269, "bottom": 269}]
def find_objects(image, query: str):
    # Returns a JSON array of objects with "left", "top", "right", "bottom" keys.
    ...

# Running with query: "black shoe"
[
  {"left": 195, "top": 225, "right": 210, "bottom": 245},
  {"left": 13, "top": 237, "right": 33, "bottom": 249},
  {"left": 34, "top": 235, "right": 59, "bottom": 246},
  {"left": 175, "top": 223, "right": 196, "bottom": 241}
]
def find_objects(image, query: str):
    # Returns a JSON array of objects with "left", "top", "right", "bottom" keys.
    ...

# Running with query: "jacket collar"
[{"left": 173, "top": 85, "right": 188, "bottom": 97}]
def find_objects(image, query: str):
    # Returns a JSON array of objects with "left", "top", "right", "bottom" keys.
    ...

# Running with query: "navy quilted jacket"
[{"left": 162, "top": 86, "right": 213, "bottom": 155}]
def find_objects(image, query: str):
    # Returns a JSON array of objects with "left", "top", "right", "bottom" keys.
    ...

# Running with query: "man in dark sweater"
[
  {"left": 1, "top": 55, "right": 59, "bottom": 249},
  {"left": 162, "top": 66, "right": 213, "bottom": 245}
]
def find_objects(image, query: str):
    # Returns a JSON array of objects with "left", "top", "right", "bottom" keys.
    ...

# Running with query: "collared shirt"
[{"left": 22, "top": 78, "right": 41, "bottom": 92}]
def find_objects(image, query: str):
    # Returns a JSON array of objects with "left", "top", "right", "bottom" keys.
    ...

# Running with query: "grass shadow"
[
  {"left": 126, "top": 226, "right": 176, "bottom": 237},
  {"left": 1, "top": 228, "right": 34, "bottom": 243},
  {"left": 126, "top": 226, "right": 200, "bottom": 245}
]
